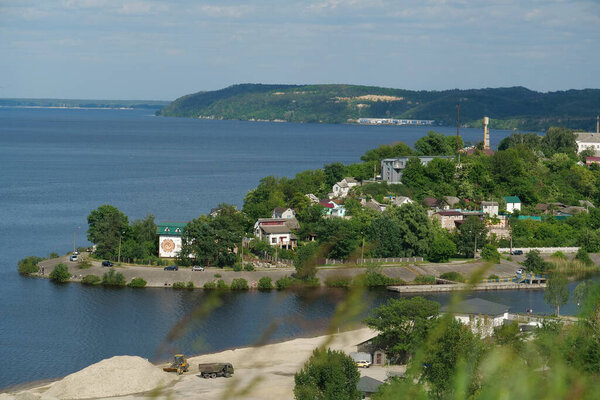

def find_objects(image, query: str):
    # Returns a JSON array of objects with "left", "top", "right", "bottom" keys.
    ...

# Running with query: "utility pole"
[
  {"left": 240, "top": 234, "right": 244, "bottom": 266},
  {"left": 456, "top": 103, "right": 461, "bottom": 163},
  {"left": 73, "top": 226, "right": 80, "bottom": 253},
  {"left": 118, "top": 231, "right": 123, "bottom": 263},
  {"left": 361, "top": 235, "right": 365, "bottom": 264},
  {"left": 474, "top": 235, "right": 478, "bottom": 259}
]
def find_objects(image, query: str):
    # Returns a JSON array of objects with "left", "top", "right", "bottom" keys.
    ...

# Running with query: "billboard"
[{"left": 159, "top": 235, "right": 182, "bottom": 258}]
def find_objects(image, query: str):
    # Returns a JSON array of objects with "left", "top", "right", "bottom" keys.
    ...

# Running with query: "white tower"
[{"left": 483, "top": 117, "right": 490, "bottom": 150}]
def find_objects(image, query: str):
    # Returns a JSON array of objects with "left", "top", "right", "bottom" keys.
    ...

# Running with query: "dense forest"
[
  {"left": 0, "top": 98, "right": 170, "bottom": 109},
  {"left": 157, "top": 84, "right": 600, "bottom": 131}
]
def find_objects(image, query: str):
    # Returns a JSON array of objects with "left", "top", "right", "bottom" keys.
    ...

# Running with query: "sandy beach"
[{"left": 2, "top": 327, "right": 383, "bottom": 400}]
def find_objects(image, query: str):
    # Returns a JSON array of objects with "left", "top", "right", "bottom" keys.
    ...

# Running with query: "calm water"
[{"left": 0, "top": 107, "right": 582, "bottom": 389}]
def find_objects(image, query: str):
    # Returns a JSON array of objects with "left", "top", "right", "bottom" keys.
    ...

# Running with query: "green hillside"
[
  {"left": 0, "top": 98, "right": 170, "bottom": 109},
  {"left": 157, "top": 84, "right": 600, "bottom": 131}
]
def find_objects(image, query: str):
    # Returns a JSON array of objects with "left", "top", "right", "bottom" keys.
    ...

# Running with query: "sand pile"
[{"left": 44, "top": 356, "right": 175, "bottom": 399}]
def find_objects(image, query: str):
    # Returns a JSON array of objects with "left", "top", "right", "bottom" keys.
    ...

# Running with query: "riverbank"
[
  {"left": 34, "top": 254, "right": 523, "bottom": 290},
  {"left": 1, "top": 327, "right": 380, "bottom": 400}
]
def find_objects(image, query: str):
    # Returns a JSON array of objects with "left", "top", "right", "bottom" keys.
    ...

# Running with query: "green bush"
[
  {"left": 78, "top": 260, "right": 92, "bottom": 269},
  {"left": 552, "top": 251, "right": 567, "bottom": 259},
  {"left": 523, "top": 250, "right": 550, "bottom": 274},
  {"left": 414, "top": 275, "right": 436, "bottom": 285},
  {"left": 216, "top": 279, "right": 229, "bottom": 290},
  {"left": 257, "top": 276, "right": 273, "bottom": 290},
  {"left": 439, "top": 271, "right": 465, "bottom": 282},
  {"left": 49, "top": 263, "right": 71, "bottom": 283},
  {"left": 204, "top": 281, "right": 217, "bottom": 290},
  {"left": 233, "top": 263, "right": 243, "bottom": 272},
  {"left": 356, "top": 272, "right": 401, "bottom": 287},
  {"left": 101, "top": 268, "right": 126, "bottom": 286},
  {"left": 49, "top": 252, "right": 60, "bottom": 259},
  {"left": 214, "top": 273, "right": 222, "bottom": 278},
  {"left": 244, "top": 263, "right": 255, "bottom": 271},
  {"left": 324, "top": 275, "right": 352, "bottom": 288},
  {"left": 575, "top": 248, "right": 593, "bottom": 266},
  {"left": 127, "top": 277, "right": 147, "bottom": 288},
  {"left": 488, "top": 274, "right": 500, "bottom": 280},
  {"left": 300, "top": 276, "right": 320, "bottom": 288},
  {"left": 82, "top": 274, "right": 101, "bottom": 285},
  {"left": 276, "top": 276, "right": 295, "bottom": 290},
  {"left": 186, "top": 281, "right": 195, "bottom": 289},
  {"left": 481, "top": 244, "right": 501, "bottom": 262},
  {"left": 17, "top": 256, "right": 44, "bottom": 275},
  {"left": 173, "top": 281, "right": 186, "bottom": 289},
  {"left": 230, "top": 278, "right": 249, "bottom": 290}
]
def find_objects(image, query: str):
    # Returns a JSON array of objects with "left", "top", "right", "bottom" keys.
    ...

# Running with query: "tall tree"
[
  {"left": 454, "top": 216, "right": 487, "bottom": 258},
  {"left": 87, "top": 205, "right": 129, "bottom": 259},
  {"left": 364, "top": 297, "right": 440, "bottom": 362},
  {"left": 541, "top": 127, "right": 577, "bottom": 156},
  {"left": 544, "top": 273, "right": 570, "bottom": 316},
  {"left": 385, "top": 203, "right": 433, "bottom": 257},
  {"left": 414, "top": 131, "right": 453, "bottom": 155},
  {"left": 294, "top": 348, "right": 361, "bottom": 400}
]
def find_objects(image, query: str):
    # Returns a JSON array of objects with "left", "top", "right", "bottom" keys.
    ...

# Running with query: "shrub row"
[{"left": 323, "top": 272, "right": 405, "bottom": 288}]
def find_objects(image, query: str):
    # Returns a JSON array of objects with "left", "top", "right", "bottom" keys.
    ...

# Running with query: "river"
[{"left": 0, "top": 107, "right": 583, "bottom": 389}]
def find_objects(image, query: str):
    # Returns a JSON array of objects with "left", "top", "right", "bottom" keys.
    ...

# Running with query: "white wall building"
[
  {"left": 272, "top": 207, "right": 296, "bottom": 219},
  {"left": 575, "top": 132, "right": 600, "bottom": 155},
  {"left": 504, "top": 196, "right": 522, "bottom": 213},
  {"left": 332, "top": 177, "right": 359, "bottom": 198},
  {"left": 441, "top": 298, "right": 510, "bottom": 338},
  {"left": 481, "top": 201, "right": 499, "bottom": 217}
]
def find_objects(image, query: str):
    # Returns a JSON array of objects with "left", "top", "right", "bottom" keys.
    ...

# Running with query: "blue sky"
[{"left": 1, "top": 0, "right": 599, "bottom": 100}]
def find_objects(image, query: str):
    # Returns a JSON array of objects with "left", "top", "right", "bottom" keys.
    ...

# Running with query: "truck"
[{"left": 198, "top": 363, "right": 234, "bottom": 378}]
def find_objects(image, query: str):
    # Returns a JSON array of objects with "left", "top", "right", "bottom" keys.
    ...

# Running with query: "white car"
[
  {"left": 355, "top": 360, "right": 371, "bottom": 368},
  {"left": 516, "top": 268, "right": 525, "bottom": 275},
  {"left": 192, "top": 265, "right": 205, "bottom": 271},
  {"left": 69, "top": 254, "right": 78, "bottom": 262}
]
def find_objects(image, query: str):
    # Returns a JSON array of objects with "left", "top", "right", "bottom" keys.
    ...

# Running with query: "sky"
[{"left": 1, "top": 0, "right": 599, "bottom": 100}]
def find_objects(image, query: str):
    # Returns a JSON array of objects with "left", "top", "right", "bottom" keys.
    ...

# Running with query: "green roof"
[
  {"left": 156, "top": 222, "right": 187, "bottom": 236},
  {"left": 504, "top": 196, "right": 521, "bottom": 203}
]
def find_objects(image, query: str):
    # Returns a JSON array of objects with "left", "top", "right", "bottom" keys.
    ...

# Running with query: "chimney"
[{"left": 483, "top": 117, "right": 490, "bottom": 150}]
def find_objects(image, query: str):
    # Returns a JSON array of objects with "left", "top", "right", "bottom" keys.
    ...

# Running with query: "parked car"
[
  {"left": 510, "top": 250, "right": 524, "bottom": 255},
  {"left": 102, "top": 261, "right": 114, "bottom": 267},
  {"left": 164, "top": 265, "right": 179, "bottom": 271},
  {"left": 69, "top": 254, "right": 78, "bottom": 262},
  {"left": 192, "top": 265, "right": 205, "bottom": 271},
  {"left": 355, "top": 360, "right": 371, "bottom": 368},
  {"left": 72, "top": 250, "right": 80, "bottom": 255},
  {"left": 516, "top": 268, "right": 525, "bottom": 275}
]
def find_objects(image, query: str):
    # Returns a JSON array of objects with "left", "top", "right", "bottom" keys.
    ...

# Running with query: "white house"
[
  {"left": 319, "top": 200, "right": 347, "bottom": 217},
  {"left": 157, "top": 222, "right": 187, "bottom": 258},
  {"left": 504, "top": 196, "right": 522, "bottom": 213},
  {"left": 272, "top": 207, "right": 296, "bottom": 219},
  {"left": 481, "top": 201, "right": 499, "bottom": 217},
  {"left": 257, "top": 225, "right": 296, "bottom": 249},
  {"left": 305, "top": 193, "right": 319, "bottom": 204},
  {"left": 391, "top": 196, "right": 413, "bottom": 207},
  {"left": 441, "top": 298, "right": 510, "bottom": 337},
  {"left": 575, "top": 132, "right": 600, "bottom": 155},
  {"left": 253, "top": 218, "right": 299, "bottom": 239},
  {"left": 331, "top": 177, "right": 359, "bottom": 198}
]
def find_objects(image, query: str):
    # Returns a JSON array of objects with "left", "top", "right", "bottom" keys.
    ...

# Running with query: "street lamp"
[
  {"left": 118, "top": 230, "right": 125, "bottom": 264},
  {"left": 73, "top": 226, "right": 81, "bottom": 253}
]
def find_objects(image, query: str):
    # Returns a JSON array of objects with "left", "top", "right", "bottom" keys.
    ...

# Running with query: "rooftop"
[
  {"left": 441, "top": 298, "right": 509, "bottom": 316},
  {"left": 576, "top": 132, "right": 600, "bottom": 143},
  {"left": 260, "top": 225, "right": 291, "bottom": 234},
  {"left": 504, "top": 196, "right": 521, "bottom": 203},
  {"left": 156, "top": 222, "right": 187, "bottom": 236},
  {"left": 357, "top": 376, "right": 384, "bottom": 394}
]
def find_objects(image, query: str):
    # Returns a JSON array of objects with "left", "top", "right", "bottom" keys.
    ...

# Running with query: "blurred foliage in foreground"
[{"left": 370, "top": 279, "right": 600, "bottom": 400}]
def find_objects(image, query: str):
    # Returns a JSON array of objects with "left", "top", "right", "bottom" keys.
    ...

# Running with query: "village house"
[
  {"left": 271, "top": 207, "right": 296, "bottom": 219},
  {"left": 575, "top": 132, "right": 600, "bottom": 155},
  {"left": 504, "top": 196, "right": 522, "bottom": 213},
  {"left": 432, "top": 210, "right": 464, "bottom": 230},
  {"left": 586, "top": 156, "right": 600, "bottom": 166},
  {"left": 331, "top": 177, "right": 359, "bottom": 198},
  {"left": 253, "top": 218, "right": 299, "bottom": 239},
  {"left": 356, "top": 338, "right": 389, "bottom": 366},
  {"left": 319, "top": 199, "right": 347, "bottom": 217},
  {"left": 481, "top": 201, "right": 499, "bottom": 217},
  {"left": 381, "top": 156, "right": 453, "bottom": 184},
  {"left": 305, "top": 193, "right": 319, "bottom": 204},
  {"left": 157, "top": 222, "right": 187, "bottom": 258},
  {"left": 440, "top": 196, "right": 460, "bottom": 210},
  {"left": 441, "top": 298, "right": 510, "bottom": 338},
  {"left": 257, "top": 225, "right": 297, "bottom": 249},
  {"left": 391, "top": 196, "right": 413, "bottom": 207},
  {"left": 364, "top": 199, "right": 386, "bottom": 213}
]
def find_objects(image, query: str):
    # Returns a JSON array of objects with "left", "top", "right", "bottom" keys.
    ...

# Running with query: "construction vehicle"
[
  {"left": 198, "top": 363, "right": 234, "bottom": 378},
  {"left": 163, "top": 354, "right": 190, "bottom": 375}
]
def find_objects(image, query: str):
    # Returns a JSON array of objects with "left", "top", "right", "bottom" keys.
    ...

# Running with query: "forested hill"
[{"left": 157, "top": 84, "right": 600, "bottom": 131}]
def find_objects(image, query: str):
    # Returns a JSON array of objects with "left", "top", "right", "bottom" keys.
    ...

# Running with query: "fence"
[
  {"left": 498, "top": 247, "right": 580, "bottom": 254},
  {"left": 261, "top": 254, "right": 293, "bottom": 266},
  {"left": 321, "top": 257, "right": 424, "bottom": 265}
]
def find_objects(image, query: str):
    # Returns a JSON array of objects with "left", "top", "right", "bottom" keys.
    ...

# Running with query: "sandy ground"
[{"left": 3, "top": 328, "right": 383, "bottom": 400}]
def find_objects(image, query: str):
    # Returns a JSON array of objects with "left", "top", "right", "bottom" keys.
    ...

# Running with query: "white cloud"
[{"left": 199, "top": 4, "right": 253, "bottom": 18}]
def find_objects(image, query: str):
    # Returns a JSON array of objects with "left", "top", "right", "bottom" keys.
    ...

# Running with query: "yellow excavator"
[{"left": 163, "top": 354, "right": 190, "bottom": 375}]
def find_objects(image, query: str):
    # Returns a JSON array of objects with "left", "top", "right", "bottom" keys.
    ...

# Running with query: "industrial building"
[{"left": 381, "top": 156, "right": 453, "bottom": 184}]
